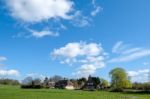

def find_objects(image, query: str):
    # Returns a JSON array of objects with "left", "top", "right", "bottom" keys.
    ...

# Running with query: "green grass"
[{"left": 0, "top": 85, "right": 149, "bottom": 99}]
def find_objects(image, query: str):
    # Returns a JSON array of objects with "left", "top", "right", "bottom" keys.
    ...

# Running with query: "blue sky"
[{"left": 0, "top": 0, "right": 150, "bottom": 82}]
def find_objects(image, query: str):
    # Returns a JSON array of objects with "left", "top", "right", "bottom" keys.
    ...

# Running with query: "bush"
[
  {"left": 21, "top": 85, "right": 42, "bottom": 89},
  {"left": 0, "top": 79, "right": 20, "bottom": 85},
  {"left": 132, "top": 82, "right": 150, "bottom": 91},
  {"left": 109, "top": 88, "right": 124, "bottom": 92}
]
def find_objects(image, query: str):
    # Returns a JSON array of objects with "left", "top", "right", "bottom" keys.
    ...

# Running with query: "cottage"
[
  {"left": 55, "top": 80, "right": 74, "bottom": 90},
  {"left": 82, "top": 76, "right": 96, "bottom": 91}
]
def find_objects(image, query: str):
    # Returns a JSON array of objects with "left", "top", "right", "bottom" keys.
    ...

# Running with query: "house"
[
  {"left": 43, "top": 78, "right": 55, "bottom": 88},
  {"left": 55, "top": 80, "right": 74, "bottom": 90},
  {"left": 82, "top": 75, "right": 97, "bottom": 91},
  {"left": 48, "top": 81, "right": 55, "bottom": 88}
]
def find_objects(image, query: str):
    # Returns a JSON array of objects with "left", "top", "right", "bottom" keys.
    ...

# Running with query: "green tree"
[
  {"left": 100, "top": 78, "right": 109, "bottom": 89},
  {"left": 77, "top": 77, "right": 87, "bottom": 88},
  {"left": 109, "top": 68, "right": 132, "bottom": 91},
  {"left": 92, "top": 77, "right": 100, "bottom": 85}
]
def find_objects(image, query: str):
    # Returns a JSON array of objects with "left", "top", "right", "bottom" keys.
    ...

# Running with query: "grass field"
[{"left": 0, "top": 85, "right": 149, "bottom": 99}]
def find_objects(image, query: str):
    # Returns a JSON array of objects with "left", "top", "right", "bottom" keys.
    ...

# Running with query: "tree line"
[
  {"left": 0, "top": 67, "right": 149, "bottom": 92},
  {"left": 0, "top": 79, "right": 20, "bottom": 85}
]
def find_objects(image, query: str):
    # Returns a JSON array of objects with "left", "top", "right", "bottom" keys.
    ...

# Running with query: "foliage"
[
  {"left": 43, "top": 77, "right": 49, "bottom": 88},
  {"left": 109, "top": 68, "right": 132, "bottom": 92},
  {"left": 92, "top": 77, "right": 100, "bottom": 86},
  {"left": 49, "top": 75, "right": 63, "bottom": 82},
  {"left": 0, "top": 79, "right": 20, "bottom": 85},
  {"left": 77, "top": 77, "right": 87, "bottom": 88},
  {"left": 21, "top": 77, "right": 42, "bottom": 89},
  {"left": 99, "top": 78, "right": 109, "bottom": 89},
  {"left": 132, "top": 82, "right": 150, "bottom": 91}
]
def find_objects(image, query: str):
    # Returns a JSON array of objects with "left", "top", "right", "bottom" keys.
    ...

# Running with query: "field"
[{"left": 0, "top": 85, "right": 149, "bottom": 99}]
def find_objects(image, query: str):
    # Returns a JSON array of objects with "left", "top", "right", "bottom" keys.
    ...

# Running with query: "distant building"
[
  {"left": 82, "top": 76, "right": 96, "bottom": 91},
  {"left": 43, "top": 77, "right": 55, "bottom": 88},
  {"left": 48, "top": 81, "right": 55, "bottom": 88},
  {"left": 55, "top": 80, "right": 74, "bottom": 90}
]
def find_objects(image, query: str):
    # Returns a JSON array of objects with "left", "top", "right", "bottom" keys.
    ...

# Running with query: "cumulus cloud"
[
  {"left": 73, "top": 64, "right": 97, "bottom": 78},
  {"left": 109, "top": 41, "right": 150, "bottom": 63},
  {"left": 128, "top": 69, "right": 149, "bottom": 82},
  {"left": 29, "top": 29, "right": 59, "bottom": 38},
  {"left": 51, "top": 42, "right": 106, "bottom": 77},
  {"left": 4, "top": 0, "right": 102, "bottom": 38},
  {"left": 0, "top": 56, "right": 20, "bottom": 78},
  {"left": 52, "top": 42, "right": 103, "bottom": 59},
  {"left": 6, "top": 0, "right": 73, "bottom": 23},
  {"left": 0, "top": 56, "right": 7, "bottom": 62},
  {"left": 0, "top": 69, "right": 20, "bottom": 77}
]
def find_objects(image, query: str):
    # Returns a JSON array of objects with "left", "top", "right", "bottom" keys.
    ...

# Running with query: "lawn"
[{"left": 0, "top": 85, "right": 149, "bottom": 99}]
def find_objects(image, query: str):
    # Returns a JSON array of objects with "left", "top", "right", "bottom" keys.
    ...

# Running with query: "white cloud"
[
  {"left": 71, "top": 11, "right": 90, "bottom": 27},
  {"left": 52, "top": 42, "right": 103, "bottom": 58},
  {"left": 6, "top": 0, "right": 73, "bottom": 23},
  {"left": 112, "top": 41, "right": 127, "bottom": 54},
  {"left": 91, "top": 0, "right": 102, "bottom": 16},
  {"left": 112, "top": 41, "right": 143, "bottom": 54},
  {"left": 139, "top": 69, "right": 149, "bottom": 73},
  {"left": 0, "top": 69, "right": 20, "bottom": 77},
  {"left": 0, "top": 56, "right": 7, "bottom": 62},
  {"left": 122, "top": 48, "right": 142, "bottom": 55},
  {"left": 128, "top": 69, "right": 149, "bottom": 77},
  {"left": 5, "top": 0, "right": 102, "bottom": 38},
  {"left": 109, "top": 41, "right": 150, "bottom": 63},
  {"left": 73, "top": 64, "right": 96, "bottom": 78},
  {"left": 51, "top": 42, "right": 106, "bottom": 77},
  {"left": 128, "top": 69, "right": 149, "bottom": 82},
  {"left": 73, "top": 59, "right": 105, "bottom": 78},
  {"left": 29, "top": 29, "right": 59, "bottom": 38},
  {"left": 91, "top": 6, "right": 101, "bottom": 16},
  {"left": 27, "top": 73, "right": 45, "bottom": 80},
  {"left": 128, "top": 71, "right": 138, "bottom": 77},
  {"left": 0, "top": 56, "right": 20, "bottom": 78},
  {"left": 109, "top": 49, "right": 150, "bottom": 63}
]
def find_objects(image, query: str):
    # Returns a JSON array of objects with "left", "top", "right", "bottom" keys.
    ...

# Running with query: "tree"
[
  {"left": 33, "top": 78, "right": 41, "bottom": 85},
  {"left": 77, "top": 77, "right": 87, "bottom": 87},
  {"left": 132, "top": 82, "right": 150, "bottom": 91},
  {"left": 92, "top": 77, "right": 100, "bottom": 86},
  {"left": 99, "top": 78, "right": 109, "bottom": 89},
  {"left": 22, "top": 77, "right": 33, "bottom": 85},
  {"left": 50, "top": 75, "right": 63, "bottom": 82},
  {"left": 0, "top": 79, "right": 20, "bottom": 85},
  {"left": 109, "top": 68, "right": 132, "bottom": 92},
  {"left": 21, "top": 77, "right": 42, "bottom": 89},
  {"left": 43, "top": 77, "right": 49, "bottom": 88}
]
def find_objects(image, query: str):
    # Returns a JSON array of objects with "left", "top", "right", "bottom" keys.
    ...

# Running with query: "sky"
[{"left": 0, "top": 0, "right": 150, "bottom": 83}]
